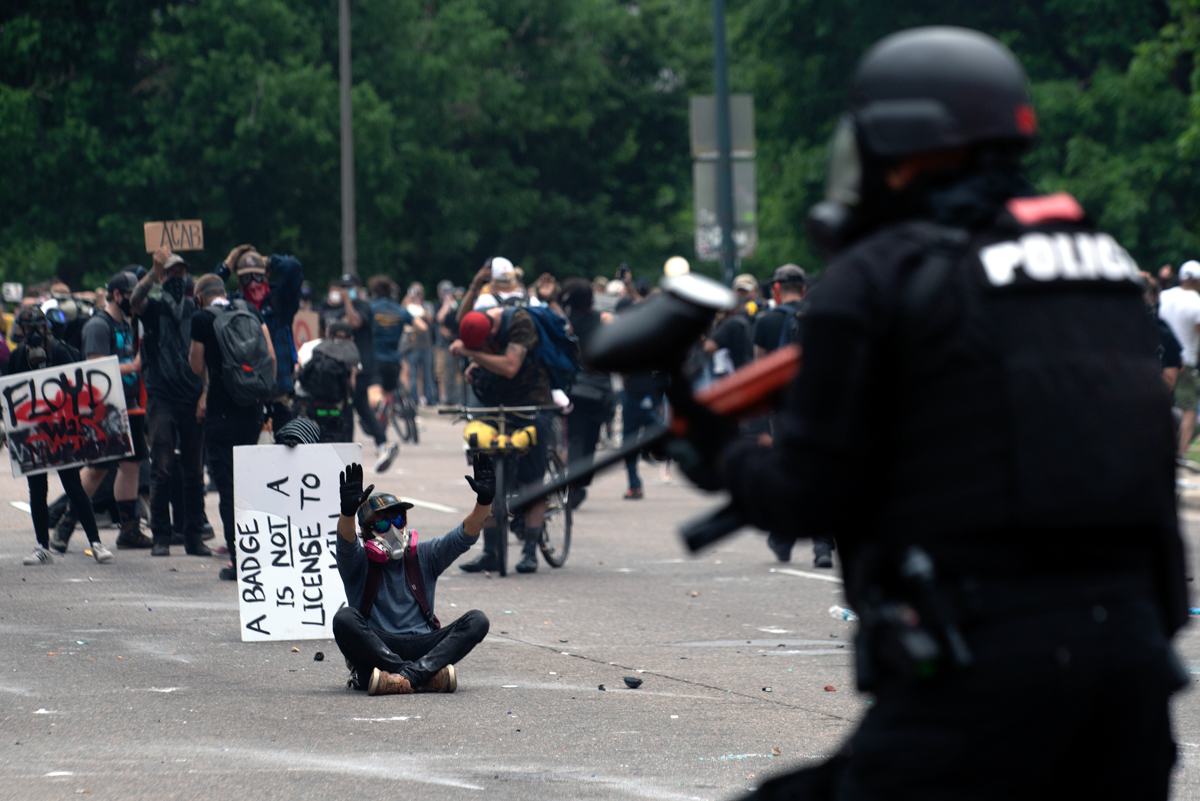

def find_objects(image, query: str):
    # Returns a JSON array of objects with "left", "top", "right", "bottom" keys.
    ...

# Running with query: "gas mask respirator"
[
  {"left": 363, "top": 513, "right": 412, "bottom": 563},
  {"left": 23, "top": 327, "right": 49, "bottom": 369}
]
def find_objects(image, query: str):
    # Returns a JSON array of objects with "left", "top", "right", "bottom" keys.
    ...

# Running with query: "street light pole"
[
  {"left": 339, "top": 0, "right": 357, "bottom": 277},
  {"left": 711, "top": 0, "right": 736, "bottom": 287}
]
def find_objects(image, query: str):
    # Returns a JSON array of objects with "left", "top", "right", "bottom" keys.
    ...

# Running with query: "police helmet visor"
[{"left": 825, "top": 115, "right": 862, "bottom": 207}]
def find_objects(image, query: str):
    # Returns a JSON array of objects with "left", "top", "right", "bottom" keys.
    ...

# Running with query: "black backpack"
[
  {"left": 207, "top": 300, "right": 275, "bottom": 406},
  {"left": 298, "top": 349, "right": 350, "bottom": 403},
  {"left": 774, "top": 301, "right": 806, "bottom": 349}
]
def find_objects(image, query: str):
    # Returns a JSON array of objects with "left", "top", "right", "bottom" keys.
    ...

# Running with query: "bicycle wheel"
[
  {"left": 492, "top": 456, "right": 508, "bottom": 577},
  {"left": 407, "top": 403, "right": 420, "bottom": 444},
  {"left": 540, "top": 451, "right": 571, "bottom": 567},
  {"left": 391, "top": 398, "right": 415, "bottom": 443}
]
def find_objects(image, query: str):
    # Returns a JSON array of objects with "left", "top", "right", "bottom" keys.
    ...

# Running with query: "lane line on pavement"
[
  {"left": 400, "top": 497, "right": 460, "bottom": 514},
  {"left": 769, "top": 567, "right": 843, "bottom": 584}
]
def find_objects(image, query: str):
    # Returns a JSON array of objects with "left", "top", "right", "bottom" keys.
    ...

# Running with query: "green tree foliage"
[{"left": 2, "top": 0, "right": 1198, "bottom": 289}]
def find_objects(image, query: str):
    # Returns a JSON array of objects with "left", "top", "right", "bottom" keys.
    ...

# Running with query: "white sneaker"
[
  {"left": 374, "top": 441, "right": 399, "bottom": 473},
  {"left": 90, "top": 541, "right": 114, "bottom": 564},
  {"left": 23, "top": 546, "right": 53, "bottom": 566}
]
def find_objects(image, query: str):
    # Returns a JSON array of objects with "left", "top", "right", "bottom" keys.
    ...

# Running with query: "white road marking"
[
  {"left": 399, "top": 497, "right": 460, "bottom": 514},
  {"left": 10, "top": 501, "right": 31, "bottom": 513},
  {"left": 769, "top": 567, "right": 843, "bottom": 584}
]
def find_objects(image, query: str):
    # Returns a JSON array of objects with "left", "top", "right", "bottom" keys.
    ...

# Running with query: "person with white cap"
[{"left": 1158, "top": 259, "right": 1200, "bottom": 457}]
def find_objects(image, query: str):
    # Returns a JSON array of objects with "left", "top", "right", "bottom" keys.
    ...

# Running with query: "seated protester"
[
  {"left": 332, "top": 459, "right": 494, "bottom": 695},
  {"left": 449, "top": 308, "right": 553, "bottom": 574},
  {"left": 296, "top": 321, "right": 359, "bottom": 443},
  {"left": 9, "top": 307, "right": 112, "bottom": 565}
]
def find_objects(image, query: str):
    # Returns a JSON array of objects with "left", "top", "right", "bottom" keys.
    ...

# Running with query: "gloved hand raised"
[
  {"left": 465, "top": 453, "right": 496, "bottom": 507},
  {"left": 339, "top": 463, "right": 375, "bottom": 517}
]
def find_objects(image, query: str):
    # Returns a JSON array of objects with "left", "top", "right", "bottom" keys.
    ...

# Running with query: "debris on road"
[
  {"left": 313, "top": 652, "right": 324, "bottom": 661},
  {"left": 829, "top": 605, "right": 858, "bottom": 621},
  {"left": 598, "top": 684, "right": 606, "bottom": 691},
  {"left": 690, "top": 591, "right": 699, "bottom": 597},
  {"left": 762, "top": 687, "right": 772, "bottom": 692},
  {"left": 771, "top": 746, "right": 781, "bottom": 756},
  {"left": 824, "top": 685, "right": 836, "bottom": 692},
  {"left": 291, "top": 646, "right": 299, "bottom": 652},
  {"left": 623, "top": 677, "right": 643, "bottom": 689}
]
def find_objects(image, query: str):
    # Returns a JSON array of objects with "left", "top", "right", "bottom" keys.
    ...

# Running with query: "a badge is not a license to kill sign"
[{"left": 233, "top": 443, "right": 359, "bottom": 642}]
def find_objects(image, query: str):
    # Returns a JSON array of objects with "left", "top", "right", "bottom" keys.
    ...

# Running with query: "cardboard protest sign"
[
  {"left": 0, "top": 356, "right": 134, "bottom": 478},
  {"left": 143, "top": 220, "right": 204, "bottom": 252},
  {"left": 233, "top": 442, "right": 360, "bottom": 642},
  {"left": 292, "top": 310, "right": 320, "bottom": 348}
]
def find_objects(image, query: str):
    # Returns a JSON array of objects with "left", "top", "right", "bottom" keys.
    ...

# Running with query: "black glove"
[
  {"left": 465, "top": 453, "right": 496, "bottom": 507},
  {"left": 339, "top": 463, "right": 375, "bottom": 517}
]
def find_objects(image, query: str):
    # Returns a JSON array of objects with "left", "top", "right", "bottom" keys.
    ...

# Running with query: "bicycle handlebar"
[{"left": 437, "top": 404, "right": 561, "bottom": 416}]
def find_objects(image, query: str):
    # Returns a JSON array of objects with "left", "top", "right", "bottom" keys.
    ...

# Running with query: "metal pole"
[
  {"left": 339, "top": 0, "right": 357, "bottom": 276},
  {"left": 712, "top": 0, "right": 735, "bottom": 287}
]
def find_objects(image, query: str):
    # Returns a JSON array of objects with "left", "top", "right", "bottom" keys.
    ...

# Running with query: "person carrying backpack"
[
  {"left": 189, "top": 274, "right": 277, "bottom": 581},
  {"left": 449, "top": 306, "right": 558, "bottom": 574},
  {"left": 753, "top": 264, "right": 808, "bottom": 358},
  {"left": 296, "top": 320, "right": 360, "bottom": 442}
]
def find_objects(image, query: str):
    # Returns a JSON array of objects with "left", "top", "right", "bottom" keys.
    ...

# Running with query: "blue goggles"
[{"left": 372, "top": 514, "right": 407, "bottom": 534}]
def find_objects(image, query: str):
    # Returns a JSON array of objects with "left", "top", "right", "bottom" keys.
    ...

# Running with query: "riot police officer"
[{"left": 684, "top": 27, "right": 1188, "bottom": 799}]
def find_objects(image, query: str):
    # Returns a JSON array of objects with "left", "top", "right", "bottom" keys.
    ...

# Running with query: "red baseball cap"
[{"left": 459, "top": 311, "right": 492, "bottom": 350}]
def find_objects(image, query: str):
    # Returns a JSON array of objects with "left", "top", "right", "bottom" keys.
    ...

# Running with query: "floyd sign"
[
  {"left": 144, "top": 220, "right": 204, "bottom": 253},
  {"left": 0, "top": 356, "right": 134, "bottom": 477},
  {"left": 233, "top": 442, "right": 360, "bottom": 642}
]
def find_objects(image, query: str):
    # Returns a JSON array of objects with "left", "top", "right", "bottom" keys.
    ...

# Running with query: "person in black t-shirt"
[
  {"left": 320, "top": 275, "right": 397, "bottom": 473},
  {"left": 130, "top": 247, "right": 211, "bottom": 558},
  {"left": 190, "top": 274, "right": 276, "bottom": 580},
  {"left": 70, "top": 271, "right": 151, "bottom": 551}
]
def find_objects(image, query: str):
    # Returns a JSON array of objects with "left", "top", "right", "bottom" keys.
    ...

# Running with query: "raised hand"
[
  {"left": 339, "top": 463, "right": 375, "bottom": 517},
  {"left": 465, "top": 453, "right": 496, "bottom": 507}
]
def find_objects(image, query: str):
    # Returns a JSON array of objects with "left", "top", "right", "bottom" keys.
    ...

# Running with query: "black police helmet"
[{"left": 851, "top": 26, "right": 1036, "bottom": 159}]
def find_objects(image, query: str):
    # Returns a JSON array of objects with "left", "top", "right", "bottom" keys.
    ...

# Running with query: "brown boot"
[
  {"left": 115, "top": 518, "right": 152, "bottom": 549},
  {"left": 414, "top": 665, "right": 457, "bottom": 694},
  {"left": 367, "top": 668, "right": 413, "bottom": 696}
]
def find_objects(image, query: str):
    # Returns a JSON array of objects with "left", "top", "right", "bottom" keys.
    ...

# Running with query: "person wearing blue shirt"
[
  {"left": 332, "top": 457, "right": 494, "bottom": 695},
  {"left": 366, "top": 275, "right": 426, "bottom": 421}
]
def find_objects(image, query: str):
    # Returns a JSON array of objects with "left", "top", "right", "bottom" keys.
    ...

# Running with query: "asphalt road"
[{"left": 1, "top": 413, "right": 1199, "bottom": 800}]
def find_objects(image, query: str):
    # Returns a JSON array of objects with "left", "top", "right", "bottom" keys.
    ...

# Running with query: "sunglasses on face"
[
  {"left": 239, "top": 273, "right": 266, "bottom": 286},
  {"left": 372, "top": 514, "right": 407, "bottom": 534}
]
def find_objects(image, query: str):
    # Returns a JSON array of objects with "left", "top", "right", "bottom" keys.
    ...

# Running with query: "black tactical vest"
[{"left": 874, "top": 195, "right": 1176, "bottom": 544}]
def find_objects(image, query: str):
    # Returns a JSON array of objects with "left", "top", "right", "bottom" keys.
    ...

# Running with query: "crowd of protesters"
[{"left": 7, "top": 242, "right": 966, "bottom": 575}]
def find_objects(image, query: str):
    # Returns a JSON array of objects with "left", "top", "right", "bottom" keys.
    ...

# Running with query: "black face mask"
[
  {"left": 23, "top": 329, "right": 48, "bottom": 368},
  {"left": 163, "top": 277, "right": 186, "bottom": 303},
  {"left": 118, "top": 296, "right": 132, "bottom": 315}
]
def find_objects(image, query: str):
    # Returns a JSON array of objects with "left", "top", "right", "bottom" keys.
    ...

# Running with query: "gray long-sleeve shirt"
[{"left": 336, "top": 524, "right": 475, "bottom": 636}]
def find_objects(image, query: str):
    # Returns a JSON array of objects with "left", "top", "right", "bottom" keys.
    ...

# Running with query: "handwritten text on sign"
[
  {"left": 143, "top": 220, "right": 204, "bottom": 253},
  {"left": 0, "top": 356, "right": 133, "bottom": 477},
  {"left": 233, "top": 443, "right": 359, "bottom": 641}
]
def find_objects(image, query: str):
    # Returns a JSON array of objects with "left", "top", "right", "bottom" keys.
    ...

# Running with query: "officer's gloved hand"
[
  {"left": 339, "top": 463, "right": 375, "bottom": 517},
  {"left": 466, "top": 454, "right": 496, "bottom": 507},
  {"left": 666, "top": 394, "right": 739, "bottom": 492}
]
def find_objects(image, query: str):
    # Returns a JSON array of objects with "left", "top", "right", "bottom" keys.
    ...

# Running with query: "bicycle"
[
  {"left": 377, "top": 391, "right": 420, "bottom": 444},
  {"left": 439, "top": 404, "right": 570, "bottom": 576}
]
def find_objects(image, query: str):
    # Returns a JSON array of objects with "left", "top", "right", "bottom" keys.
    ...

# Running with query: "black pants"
[
  {"left": 567, "top": 396, "right": 607, "bottom": 488},
  {"left": 333, "top": 607, "right": 489, "bottom": 687},
  {"left": 748, "top": 594, "right": 1180, "bottom": 801},
  {"left": 146, "top": 397, "right": 206, "bottom": 549},
  {"left": 204, "top": 408, "right": 264, "bottom": 558},
  {"left": 352, "top": 375, "right": 387, "bottom": 446},
  {"left": 29, "top": 468, "right": 99, "bottom": 547}
]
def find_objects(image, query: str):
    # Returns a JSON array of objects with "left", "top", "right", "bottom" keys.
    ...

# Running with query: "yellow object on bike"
[
  {"left": 509, "top": 425, "right": 537, "bottom": 449},
  {"left": 463, "top": 420, "right": 499, "bottom": 449}
]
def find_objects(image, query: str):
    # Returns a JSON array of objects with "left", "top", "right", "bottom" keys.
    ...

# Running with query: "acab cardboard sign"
[
  {"left": 233, "top": 442, "right": 360, "bottom": 642},
  {"left": 144, "top": 220, "right": 204, "bottom": 252},
  {"left": 0, "top": 356, "right": 134, "bottom": 477}
]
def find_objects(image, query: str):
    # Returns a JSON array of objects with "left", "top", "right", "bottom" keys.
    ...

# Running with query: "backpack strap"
[
  {"left": 359, "top": 559, "right": 383, "bottom": 618},
  {"left": 402, "top": 532, "right": 441, "bottom": 630}
]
